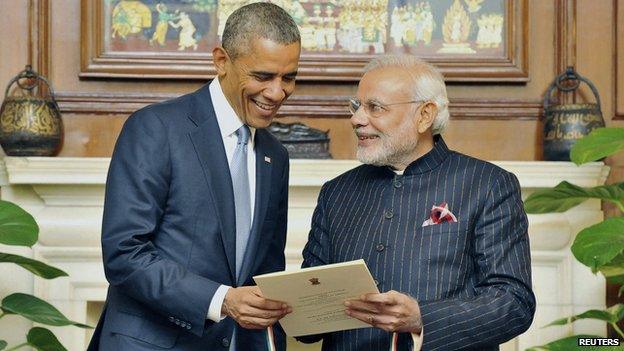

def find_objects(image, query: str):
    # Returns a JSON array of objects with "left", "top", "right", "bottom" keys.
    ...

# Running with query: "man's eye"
[
  {"left": 282, "top": 76, "right": 295, "bottom": 83},
  {"left": 253, "top": 74, "right": 272, "bottom": 81},
  {"left": 368, "top": 103, "right": 384, "bottom": 112}
]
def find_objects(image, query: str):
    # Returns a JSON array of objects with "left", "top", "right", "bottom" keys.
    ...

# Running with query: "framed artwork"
[{"left": 81, "top": 0, "right": 528, "bottom": 81}]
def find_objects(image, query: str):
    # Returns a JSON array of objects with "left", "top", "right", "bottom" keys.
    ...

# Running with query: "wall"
[{"left": 2, "top": 0, "right": 581, "bottom": 161}]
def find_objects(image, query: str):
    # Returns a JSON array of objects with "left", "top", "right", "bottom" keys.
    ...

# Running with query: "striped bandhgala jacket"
[{"left": 299, "top": 136, "right": 536, "bottom": 351}]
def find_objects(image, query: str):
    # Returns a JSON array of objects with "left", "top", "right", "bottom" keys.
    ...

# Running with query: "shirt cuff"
[
  {"left": 411, "top": 327, "right": 423, "bottom": 351},
  {"left": 207, "top": 285, "right": 231, "bottom": 322}
]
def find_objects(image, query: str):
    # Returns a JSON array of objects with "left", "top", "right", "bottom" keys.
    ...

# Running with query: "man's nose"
[
  {"left": 350, "top": 107, "right": 368, "bottom": 127},
  {"left": 263, "top": 79, "right": 287, "bottom": 102}
]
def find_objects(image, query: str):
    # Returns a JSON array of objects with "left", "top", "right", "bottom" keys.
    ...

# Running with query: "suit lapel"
[
  {"left": 238, "top": 130, "right": 273, "bottom": 286},
  {"left": 188, "top": 87, "right": 237, "bottom": 284}
]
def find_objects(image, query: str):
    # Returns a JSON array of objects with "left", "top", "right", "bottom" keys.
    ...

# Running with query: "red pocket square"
[{"left": 422, "top": 202, "right": 458, "bottom": 227}]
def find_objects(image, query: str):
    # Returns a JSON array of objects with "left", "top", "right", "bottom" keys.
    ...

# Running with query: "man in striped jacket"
[{"left": 298, "top": 55, "right": 535, "bottom": 350}]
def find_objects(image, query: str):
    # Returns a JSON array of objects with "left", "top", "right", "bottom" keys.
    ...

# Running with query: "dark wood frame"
[
  {"left": 79, "top": 0, "right": 529, "bottom": 82},
  {"left": 554, "top": 0, "right": 576, "bottom": 105},
  {"left": 615, "top": 0, "right": 624, "bottom": 119}
]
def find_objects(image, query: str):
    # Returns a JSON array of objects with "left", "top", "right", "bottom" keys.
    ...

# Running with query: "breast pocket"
[
  {"left": 416, "top": 222, "right": 473, "bottom": 298},
  {"left": 418, "top": 221, "right": 466, "bottom": 236},
  {"left": 417, "top": 222, "right": 471, "bottom": 262}
]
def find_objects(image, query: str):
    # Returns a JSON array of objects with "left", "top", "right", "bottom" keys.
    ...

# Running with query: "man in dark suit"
[
  {"left": 298, "top": 56, "right": 535, "bottom": 350},
  {"left": 88, "top": 3, "right": 300, "bottom": 350}
]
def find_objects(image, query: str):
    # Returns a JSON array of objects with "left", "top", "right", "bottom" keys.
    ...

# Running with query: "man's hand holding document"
[{"left": 253, "top": 259, "right": 378, "bottom": 337}]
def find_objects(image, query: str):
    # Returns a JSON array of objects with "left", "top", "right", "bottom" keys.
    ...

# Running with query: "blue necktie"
[
  {"left": 231, "top": 125, "right": 252, "bottom": 279},
  {"left": 230, "top": 126, "right": 251, "bottom": 351}
]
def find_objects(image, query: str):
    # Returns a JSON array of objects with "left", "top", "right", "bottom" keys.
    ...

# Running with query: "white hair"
[{"left": 364, "top": 55, "right": 450, "bottom": 135}]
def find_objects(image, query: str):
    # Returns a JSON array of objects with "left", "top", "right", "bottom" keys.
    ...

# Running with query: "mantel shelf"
[{"left": 0, "top": 157, "right": 610, "bottom": 188}]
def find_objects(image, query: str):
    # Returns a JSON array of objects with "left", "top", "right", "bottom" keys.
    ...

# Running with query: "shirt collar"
[
  {"left": 399, "top": 135, "right": 450, "bottom": 176},
  {"left": 209, "top": 78, "right": 256, "bottom": 142}
]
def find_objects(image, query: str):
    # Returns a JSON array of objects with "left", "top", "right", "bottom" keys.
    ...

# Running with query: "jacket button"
[
  {"left": 168, "top": 316, "right": 175, "bottom": 323},
  {"left": 393, "top": 180, "right": 403, "bottom": 188},
  {"left": 384, "top": 209, "right": 394, "bottom": 219},
  {"left": 222, "top": 338, "right": 230, "bottom": 347},
  {"left": 374, "top": 279, "right": 380, "bottom": 286},
  {"left": 376, "top": 243, "right": 385, "bottom": 252},
  {"left": 186, "top": 324, "right": 192, "bottom": 330},
  {"left": 175, "top": 319, "right": 180, "bottom": 325},
  {"left": 180, "top": 321, "right": 187, "bottom": 328}
]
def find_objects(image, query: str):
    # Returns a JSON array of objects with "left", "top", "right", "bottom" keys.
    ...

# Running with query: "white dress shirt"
[{"left": 206, "top": 78, "right": 256, "bottom": 322}]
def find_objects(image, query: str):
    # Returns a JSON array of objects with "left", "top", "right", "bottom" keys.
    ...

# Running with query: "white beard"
[{"left": 356, "top": 120, "right": 419, "bottom": 167}]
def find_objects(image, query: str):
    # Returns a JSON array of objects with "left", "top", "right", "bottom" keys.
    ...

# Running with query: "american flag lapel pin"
[{"left": 264, "top": 156, "right": 271, "bottom": 163}]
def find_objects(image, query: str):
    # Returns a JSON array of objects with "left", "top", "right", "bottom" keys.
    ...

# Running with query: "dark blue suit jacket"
[
  {"left": 88, "top": 84, "right": 289, "bottom": 351},
  {"left": 300, "top": 137, "right": 535, "bottom": 350}
]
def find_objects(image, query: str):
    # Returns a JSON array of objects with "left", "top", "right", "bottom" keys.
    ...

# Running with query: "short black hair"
[{"left": 221, "top": 2, "right": 301, "bottom": 59}]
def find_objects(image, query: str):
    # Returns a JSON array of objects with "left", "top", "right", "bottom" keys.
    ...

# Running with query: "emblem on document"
[{"left": 309, "top": 278, "right": 320, "bottom": 285}]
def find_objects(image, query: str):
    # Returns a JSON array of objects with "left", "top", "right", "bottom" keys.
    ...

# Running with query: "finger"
[
  {"left": 345, "top": 308, "right": 380, "bottom": 326},
  {"left": 247, "top": 287, "right": 290, "bottom": 309},
  {"left": 346, "top": 308, "right": 402, "bottom": 325},
  {"left": 380, "top": 304, "right": 410, "bottom": 318},
  {"left": 345, "top": 309, "right": 407, "bottom": 332},
  {"left": 344, "top": 308, "right": 369, "bottom": 324},
  {"left": 371, "top": 319, "right": 407, "bottom": 333},
  {"left": 365, "top": 314, "right": 403, "bottom": 332},
  {"left": 238, "top": 315, "right": 281, "bottom": 329},
  {"left": 344, "top": 299, "right": 381, "bottom": 313},
  {"left": 249, "top": 286, "right": 289, "bottom": 304},
  {"left": 362, "top": 292, "right": 398, "bottom": 305},
  {"left": 249, "top": 286, "right": 263, "bottom": 296},
  {"left": 238, "top": 305, "right": 289, "bottom": 319},
  {"left": 243, "top": 290, "right": 289, "bottom": 310},
  {"left": 247, "top": 295, "right": 289, "bottom": 310}
]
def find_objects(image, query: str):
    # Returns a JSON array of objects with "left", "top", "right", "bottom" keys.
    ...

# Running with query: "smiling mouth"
[
  {"left": 252, "top": 99, "right": 277, "bottom": 111},
  {"left": 357, "top": 135, "right": 379, "bottom": 141}
]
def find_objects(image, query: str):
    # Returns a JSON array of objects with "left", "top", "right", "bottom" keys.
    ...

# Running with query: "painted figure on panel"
[
  {"left": 390, "top": 2, "right": 434, "bottom": 48},
  {"left": 149, "top": 3, "right": 179, "bottom": 46},
  {"left": 390, "top": 6, "right": 405, "bottom": 46},
  {"left": 111, "top": 0, "right": 152, "bottom": 39},
  {"left": 438, "top": 0, "right": 476, "bottom": 53},
  {"left": 217, "top": 0, "right": 251, "bottom": 39},
  {"left": 359, "top": 0, "right": 388, "bottom": 54},
  {"left": 420, "top": 2, "right": 434, "bottom": 45},
  {"left": 476, "top": 13, "right": 504, "bottom": 48},
  {"left": 323, "top": 5, "right": 337, "bottom": 51},
  {"left": 300, "top": 17, "right": 317, "bottom": 51},
  {"left": 464, "top": 0, "right": 485, "bottom": 12},
  {"left": 311, "top": 4, "right": 326, "bottom": 50},
  {"left": 169, "top": 11, "right": 198, "bottom": 50}
]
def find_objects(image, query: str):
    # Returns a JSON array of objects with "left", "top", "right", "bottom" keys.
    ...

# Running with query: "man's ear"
[
  {"left": 212, "top": 46, "right": 229, "bottom": 76},
  {"left": 417, "top": 102, "right": 437, "bottom": 134}
]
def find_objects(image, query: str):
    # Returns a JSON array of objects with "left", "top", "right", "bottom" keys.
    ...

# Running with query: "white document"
[{"left": 253, "top": 259, "right": 379, "bottom": 336}]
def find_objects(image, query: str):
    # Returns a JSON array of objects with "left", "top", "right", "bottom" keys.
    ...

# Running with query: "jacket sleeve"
[
  {"left": 418, "top": 171, "right": 536, "bottom": 350},
  {"left": 101, "top": 109, "right": 219, "bottom": 337}
]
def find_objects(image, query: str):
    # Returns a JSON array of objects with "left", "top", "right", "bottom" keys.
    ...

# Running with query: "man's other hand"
[
  {"left": 345, "top": 290, "right": 423, "bottom": 334},
  {"left": 222, "top": 286, "right": 292, "bottom": 329}
]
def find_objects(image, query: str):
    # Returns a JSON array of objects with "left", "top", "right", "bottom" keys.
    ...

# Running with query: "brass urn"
[
  {"left": 0, "top": 65, "right": 63, "bottom": 156},
  {"left": 543, "top": 67, "right": 605, "bottom": 161}
]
